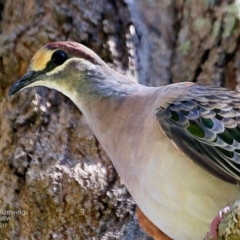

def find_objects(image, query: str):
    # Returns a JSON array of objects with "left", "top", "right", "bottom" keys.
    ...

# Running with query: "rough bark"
[
  {"left": 1, "top": 0, "right": 240, "bottom": 239},
  {"left": 0, "top": 0, "right": 149, "bottom": 239}
]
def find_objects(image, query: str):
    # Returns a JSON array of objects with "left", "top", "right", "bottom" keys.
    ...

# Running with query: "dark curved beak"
[{"left": 8, "top": 70, "right": 39, "bottom": 96}]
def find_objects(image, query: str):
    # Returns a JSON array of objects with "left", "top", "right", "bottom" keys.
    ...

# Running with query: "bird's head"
[{"left": 8, "top": 41, "right": 109, "bottom": 99}]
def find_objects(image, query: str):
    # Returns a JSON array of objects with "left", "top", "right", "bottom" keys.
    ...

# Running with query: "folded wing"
[{"left": 156, "top": 84, "right": 240, "bottom": 184}]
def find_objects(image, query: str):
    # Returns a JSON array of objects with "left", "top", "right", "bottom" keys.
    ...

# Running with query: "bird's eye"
[{"left": 52, "top": 50, "right": 68, "bottom": 66}]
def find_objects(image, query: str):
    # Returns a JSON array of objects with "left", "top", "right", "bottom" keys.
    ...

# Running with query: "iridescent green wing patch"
[{"left": 156, "top": 85, "right": 240, "bottom": 184}]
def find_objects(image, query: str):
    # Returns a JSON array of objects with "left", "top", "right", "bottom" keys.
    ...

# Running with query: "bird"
[{"left": 8, "top": 41, "right": 240, "bottom": 240}]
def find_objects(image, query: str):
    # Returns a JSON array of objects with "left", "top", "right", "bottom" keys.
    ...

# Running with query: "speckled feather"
[{"left": 156, "top": 85, "right": 240, "bottom": 184}]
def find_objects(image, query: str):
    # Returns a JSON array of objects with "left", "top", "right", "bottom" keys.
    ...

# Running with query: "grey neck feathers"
[{"left": 78, "top": 65, "right": 138, "bottom": 100}]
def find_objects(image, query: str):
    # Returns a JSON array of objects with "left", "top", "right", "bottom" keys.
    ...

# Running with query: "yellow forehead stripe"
[{"left": 30, "top": 48, "right": 53, "bottom": 71}]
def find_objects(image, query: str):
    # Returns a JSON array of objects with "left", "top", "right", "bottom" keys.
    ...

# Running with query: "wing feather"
[{"left": 156, "top": 84, "right": 240, "bottom": 184}]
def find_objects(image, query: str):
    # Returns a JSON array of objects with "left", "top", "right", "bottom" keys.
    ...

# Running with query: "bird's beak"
[{"left": 8, "top": 70, "right": 40, "bottom": 96}]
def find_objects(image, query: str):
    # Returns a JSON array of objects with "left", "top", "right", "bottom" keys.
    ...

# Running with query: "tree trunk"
[{"left": 0, "top": 0, "right": 240, "bottom": 239}]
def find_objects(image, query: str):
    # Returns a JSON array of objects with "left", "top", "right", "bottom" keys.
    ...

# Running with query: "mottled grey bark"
[
  {"left": 0, "top": 0, "right": 149, "bottom": 239},
  {"left": 1, "top": 0, "right": 240, "bottom": 239},
  {"left": 127, "top": 0, "right": 240, "bottom": 89}
]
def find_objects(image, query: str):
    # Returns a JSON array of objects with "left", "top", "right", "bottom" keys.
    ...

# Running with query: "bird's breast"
[
  {"left": 95, "top": 114, "right": 239, "bottom": 239},
  {"left": 83, "top": 92, "right": 240, "bottom": 240}
]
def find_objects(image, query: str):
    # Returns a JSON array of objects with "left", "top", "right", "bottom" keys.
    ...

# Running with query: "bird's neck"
[
  {"left": 83, "top": 68, "right": 139, "bottom": 99},
  {"left": 74, "top": 78, "right": 142, "bottom": 124},
  {"left": 73, "top": 82, "right": 164, "bottom": 191},
  {"left": 70, "top": 67, "right": 141, "bottom": 119},
  {"left": 53, "top": 67, "right": 164, "bottom": 185}
]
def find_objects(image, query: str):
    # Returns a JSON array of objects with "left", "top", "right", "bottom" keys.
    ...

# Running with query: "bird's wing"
[{"left": 156, "top": 84, "right": 240, "bottom": 184}]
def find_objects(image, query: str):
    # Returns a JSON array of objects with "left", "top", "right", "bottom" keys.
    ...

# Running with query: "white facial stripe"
[
  {"left": 20, "top": 80, "right": 71, "bottom": 93},
  {"left": 46, "top": 57, "right": 96, "bottom": 77},
  {"left": 20, "top": 80, "right": 53, "bottom": 91},
  {"left": 20, "top": 80, "right": 81, "bottom": 108}
]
